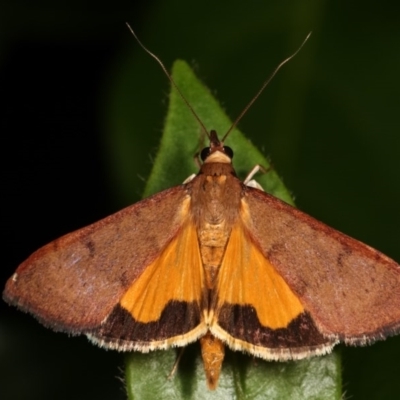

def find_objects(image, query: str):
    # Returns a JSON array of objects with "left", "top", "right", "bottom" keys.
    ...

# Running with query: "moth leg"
[
  {"left": 193, "top": 152, "right": 202, "bottom": 169},
  {"left": 244, "top": 164, "right": 270, "bottom": 191},
  {"left": 167, "top": 348, "right": 186, "bottom": 380},
  {"left": 183, "top": 173, "right": 196, "bottom": 184},
  {"left": 245, "top": 180, "right": 263, "bottom": 190}
]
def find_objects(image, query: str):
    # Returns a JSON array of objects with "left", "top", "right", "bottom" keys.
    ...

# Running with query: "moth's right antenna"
[{"left": 222, "top": 32, "right": 312, "bottom": 142}]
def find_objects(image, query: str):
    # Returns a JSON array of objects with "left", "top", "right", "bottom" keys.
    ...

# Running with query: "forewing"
[
  {"left": 242, "top": 187, "right": 400, "bottom": 343},
  {"left": 3, "top": 186, "right": 193, "bottom": 334}
]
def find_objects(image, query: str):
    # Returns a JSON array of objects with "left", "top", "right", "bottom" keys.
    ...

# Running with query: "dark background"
[{"left": 2, "top": 1, "right": 400, "bottom": 399}]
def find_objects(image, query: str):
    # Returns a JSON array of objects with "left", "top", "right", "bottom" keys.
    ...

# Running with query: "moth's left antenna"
[{"left": 126, "top": 23, "right": 210, "bottom": 139}]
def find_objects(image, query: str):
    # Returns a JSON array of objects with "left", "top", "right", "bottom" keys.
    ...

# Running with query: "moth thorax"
[{"left": 204, "top": 151, "right": 231, "bottom": 164}]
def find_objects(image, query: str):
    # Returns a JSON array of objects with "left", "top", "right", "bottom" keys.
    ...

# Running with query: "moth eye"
[
  {"left": 224, "top": 146, "right": 234, "bottom": 159},
  {"left": 200, "top": 147, "right": 211, "bottom": 161}
]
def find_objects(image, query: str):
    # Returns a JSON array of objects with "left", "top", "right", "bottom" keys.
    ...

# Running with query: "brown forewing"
[
  {"left": 243, "top": 187, "right": 400, "bottom": 342},
  {"left": 3, "top": 186, "right": 189, "bottom": 333}
]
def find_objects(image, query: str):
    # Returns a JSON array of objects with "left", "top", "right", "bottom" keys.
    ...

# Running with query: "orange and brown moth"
[{"left": 4, "top": 29, "right": 400, "bottom": 392}]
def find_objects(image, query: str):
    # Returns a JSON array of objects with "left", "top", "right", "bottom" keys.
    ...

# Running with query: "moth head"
[{"left": 200, "top": 130, "right": 233, "bottom": 164}]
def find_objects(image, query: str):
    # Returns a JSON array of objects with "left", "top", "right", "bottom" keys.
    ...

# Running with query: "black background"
[{"left": 2, "top": 1, "right": 400, "bottom": 399}]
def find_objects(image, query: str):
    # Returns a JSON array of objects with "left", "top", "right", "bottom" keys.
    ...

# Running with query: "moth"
[{"left": 4, "top": 28, "right": 400, "bottom": 391}]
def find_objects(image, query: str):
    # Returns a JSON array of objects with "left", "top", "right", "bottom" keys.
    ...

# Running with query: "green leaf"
[{"left": 125, "top": 60, "right": 341, "bottom": 399}]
